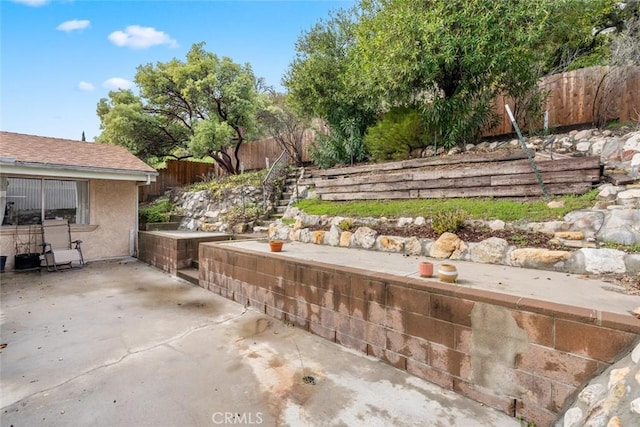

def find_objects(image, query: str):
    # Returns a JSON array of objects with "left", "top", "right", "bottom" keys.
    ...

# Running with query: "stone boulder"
[
  {"left": 509, "top": 248, "right": 572, "bottom": 270},
  {"left": 352, "top": 227, "right": 378, "bottom": 249},
  {"left": 298, "top": 228, "right": 312, "bottom": 243},
  {"left": 470, "top": 237, "right": 510, "bottom": 264},
  {"left": 564, "top": 211, "right": 606, "bottom": 241},
  {"left": 339, "top": 231, "right": 352, "bottom": 247},
  {"left": 312, "top": 230, "right": 326, "bottom": 245},
  {"left": 488, "top": 219, "right": 506, "bottom": 231},
  {"left": 616, "top": 189, "right": 640, "bottom": 207},
  {"left": 404, "top": 236, "right": 424, "bottom": 256},
  {"left": 559, "top": 342, "right": 640, "bottom": 427},
  {"left": 598, "top": 207, "right": 640, "bottom": 245},
  {"left": 597, "top": 184, "right": 625, "bottom": 200},
  {"left": 625, "top": 254, "right": 640, "bottom": 274},
  {"left": 268, "top": 223, "right": 291, "bottom": 241},
  {"left": 430, "top": 232, "right": 467, "bottom": 259},
  {"left": 376, "top": 236, "right": 405, "bottom": 252},
  {"left": 574, "top": 248, "right": 627, "bottom": 274},
  {"left": 327, "top": 225, "right": 341, "bottom": 246}
]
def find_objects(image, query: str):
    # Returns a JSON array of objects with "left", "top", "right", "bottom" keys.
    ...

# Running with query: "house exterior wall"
[{"left": 1, "top": 179, "right": 138, "bottom": 271}]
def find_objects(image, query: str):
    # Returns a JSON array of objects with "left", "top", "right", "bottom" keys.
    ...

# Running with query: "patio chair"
[{"left": 41, "top": 219, "right": 84, "bottom": 272}]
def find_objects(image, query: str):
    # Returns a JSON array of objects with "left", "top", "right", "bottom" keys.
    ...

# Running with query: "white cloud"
[
  {"left": 11, "top": 0, "right": 49, "bottom": 6},
  {"left": 78, "top": 81, "right": 94, "bottom": 91},
  {"left": 57, "top": 19, "right": 90, "bottom": 32},
  {"left": 102, "top": 78, "right": 133, "bottom": 90},
  {"left": 108, "top": 25, "right": 178, "bottom": 49}
]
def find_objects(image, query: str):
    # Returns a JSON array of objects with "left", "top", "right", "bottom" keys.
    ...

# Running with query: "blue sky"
[{"left": 1, "top": 0, "right": 355, "bottom": 142}]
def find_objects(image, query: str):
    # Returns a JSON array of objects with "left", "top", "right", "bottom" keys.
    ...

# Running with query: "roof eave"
[{"left": 0, "top": 162, "right": 158, "bottom": 182}]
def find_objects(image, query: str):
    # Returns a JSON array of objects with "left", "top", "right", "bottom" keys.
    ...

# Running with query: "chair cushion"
[{"left": 51, "top": 249, "right": 82, "bottom": 265}]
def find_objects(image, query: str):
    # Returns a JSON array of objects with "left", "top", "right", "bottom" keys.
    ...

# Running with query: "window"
[{"left": 1, "top": 177, "right": 89, "bottom": 226}]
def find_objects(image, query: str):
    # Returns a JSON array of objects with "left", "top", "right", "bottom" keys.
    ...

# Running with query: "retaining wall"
[
  {"left": 198, "top": 242, "right": 640, "bottom": 426},
  {"left": 138, "top": 231, "right": 232, "bottom": 274}
]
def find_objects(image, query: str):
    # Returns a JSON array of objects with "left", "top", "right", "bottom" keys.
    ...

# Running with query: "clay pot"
[
  {"left": 418, "top": 261, "right": 433, "bottom": 278},
  {"left": 269, "top": 240, "right": 284, "bottom": 252},
  {"left": 437, "top": 263, "right": 458, "bottom": 283}
]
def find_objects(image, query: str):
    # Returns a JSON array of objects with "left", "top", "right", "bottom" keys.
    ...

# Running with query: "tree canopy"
[
  {"left": 97, "top": 42, "right": 265, "bottom": 174},
  {"left": 285, "top": 0, "right": 630, "bottom": 163},
  {"left": 256, "top": 93, "right": 309, "bottom": 166}
]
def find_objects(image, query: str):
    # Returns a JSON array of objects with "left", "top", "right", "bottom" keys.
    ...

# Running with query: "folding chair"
[{"left": 41, "top": 219, "right": 84, "bottom": 271}]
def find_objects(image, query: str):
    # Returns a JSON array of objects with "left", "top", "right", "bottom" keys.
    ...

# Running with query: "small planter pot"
[
  {"left": 437, "top": 263, "right": 458, "bottom": 283},
  {"left": 269, "top": 240, "right": 284, "bottom": 252},
  {"left": 418, "top": 261, "right": 433, "bottom": 278}
]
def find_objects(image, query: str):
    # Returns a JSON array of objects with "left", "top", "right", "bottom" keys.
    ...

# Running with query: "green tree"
[
  {"left": 256, "top": 93, "right": 309, "bottom": 166},
  {"left": 97, "top": 42, "right": 265, "bottom": 174},
  {"left": 284, "top": 8, "right": 375, "bottom": 167},
  {"left": 542, "top": 0, "right": 620, "bottom": 73},
  {"left": 353, "top": 0, "right": 558, "bottom": 147}
]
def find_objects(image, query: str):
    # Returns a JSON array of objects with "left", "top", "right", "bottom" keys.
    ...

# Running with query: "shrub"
[
  {"left": 222, "top": 204, "right": 264, "bottom": 227},
  {"left": 364, "top": 108, "right": 428, "bottom": 161},
  {"left": 139, "top": 197, "right": 174, "bottom": 223},
  {"left": 188, "top": 170, "right": 266, "bottom": 197},
  {"left": 308, "top": 119, "right": 369, "bottom": 168},
  {"left": 338, "top": 218, "right": 354, "bottom": 231},
  {"left": 431, "top": 209, "right": 469, "bottom": 234}
]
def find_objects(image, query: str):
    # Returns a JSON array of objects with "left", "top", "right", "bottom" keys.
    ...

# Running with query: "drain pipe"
[{"left": 134, "top": 173, "right": 154, "bottom": 257}]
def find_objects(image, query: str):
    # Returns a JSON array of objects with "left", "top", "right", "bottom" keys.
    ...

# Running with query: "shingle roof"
[{"left": 0, "top": 131, "right": 156, "bottom": 174}]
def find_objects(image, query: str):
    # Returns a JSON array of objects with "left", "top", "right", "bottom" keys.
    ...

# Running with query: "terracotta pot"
[
  {"left": 269, "top": 240, "right": 284, "bottom": 252},
  {"left": 418, "top": 261, "right": 433, "bottom": 278},
  {"left": 437, "top": 263, "right": 458, "bottom": 283}
]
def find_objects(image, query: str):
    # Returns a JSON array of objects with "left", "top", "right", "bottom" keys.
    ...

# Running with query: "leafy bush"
[
  {"left": 308, "top": 119, "right": 369, "bottom": 168},
  {"left": 139, "top": 197, "right": 174, "bottom": 223},
  {"left": 430, "top": 209, "right": 469, "bottom": 234},
  {"left": 364, "top": 108, "right": 428, "bottom": 161},
  {"left": 425, "top": 92, "right": 499, "bottom": 148},
  {"left": 338, "top": 218, "right": 354, "bottom": 231},
  {"left": 221, "top": 204, "right": 264, "bottom": 227},
  {"left": 188, "top": 170, "right": 266, "bottom": 198}
]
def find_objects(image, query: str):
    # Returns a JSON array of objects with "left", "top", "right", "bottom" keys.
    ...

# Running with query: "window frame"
[{"left": 1, "top": 176, "right": 90, "bottom": 226}]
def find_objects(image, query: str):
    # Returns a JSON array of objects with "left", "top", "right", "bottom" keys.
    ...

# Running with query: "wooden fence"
[
  {"left": 299, "top": 150, "right": 602, "bottom": 200},
  {"left": 482, "top": 66, "right": 640, "bottom": 136},
  {"left": 139, "top": 66, "right": 636, "bottom": 200},
  {"left": 139, "top": 160, "right": 218, "bottom": 202}
]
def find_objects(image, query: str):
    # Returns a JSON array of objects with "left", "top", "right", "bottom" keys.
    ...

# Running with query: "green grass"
[
  {"left": 295, "top": 189, "right": 598, "bottom": 222},
  {"left": 601, "top": 241, "right": 640, "bottom": 253}
]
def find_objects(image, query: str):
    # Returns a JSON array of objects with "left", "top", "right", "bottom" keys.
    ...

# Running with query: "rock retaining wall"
[{"left": 270, "top": 208, "right": 640, "bottom": 276}]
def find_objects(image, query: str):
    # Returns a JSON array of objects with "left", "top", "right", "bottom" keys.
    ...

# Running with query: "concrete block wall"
[
  {"left": 138, "top": 231, "right": 231, "bottom": 274},
  {"left": 199, "top": 242, "right": 640, "bottom": 426}
]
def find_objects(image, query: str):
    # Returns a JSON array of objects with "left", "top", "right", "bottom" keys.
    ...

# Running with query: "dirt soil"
[{"left": 309, "top": 223, "right": 640, "bottom": 294}]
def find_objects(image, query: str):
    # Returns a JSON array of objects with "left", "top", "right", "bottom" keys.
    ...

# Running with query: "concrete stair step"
[{"left": 176, "top": 268, "right": 199, "bottom": 285}]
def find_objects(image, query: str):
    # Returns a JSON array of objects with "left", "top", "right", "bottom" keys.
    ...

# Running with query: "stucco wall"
[{"left": 1, "top": 179, "right": 137, "bottom": 270}]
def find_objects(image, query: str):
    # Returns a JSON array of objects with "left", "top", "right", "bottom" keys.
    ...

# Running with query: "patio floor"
[{"left": 0, "top": 259, "right": 519, "bottom": 426}]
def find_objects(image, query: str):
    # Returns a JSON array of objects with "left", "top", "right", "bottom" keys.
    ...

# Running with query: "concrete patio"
[{"left": 0, "top": 259, "right": 519, "bottom": 426}]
